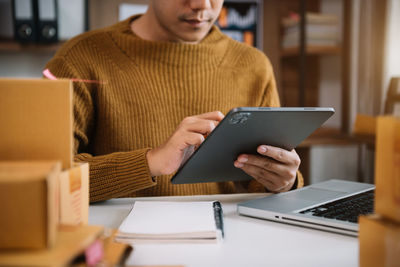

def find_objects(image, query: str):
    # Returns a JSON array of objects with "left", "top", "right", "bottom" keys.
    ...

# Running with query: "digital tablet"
[{"left": 171, "top": 107, "right": 334, "bottom": 184}]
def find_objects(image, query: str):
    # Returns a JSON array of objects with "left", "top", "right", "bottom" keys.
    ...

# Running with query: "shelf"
[
  {"left": 298, "top": 127, "right": 375, "bottom": 147},
  {"left": 0, "top": 40, "right": 64, "bottom": 53},
  {"left": 281, "top": 45, "right": 341, "bottom": 57}
]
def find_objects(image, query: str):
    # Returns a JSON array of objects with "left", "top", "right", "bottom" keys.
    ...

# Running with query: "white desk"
[{"left": 89, "top": 193, "right": 359, "bottom": 267}]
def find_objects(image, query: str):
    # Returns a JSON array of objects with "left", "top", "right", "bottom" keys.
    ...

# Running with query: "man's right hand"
[{"left": 146, "top": 111, "right": 224, "bottom": 177}]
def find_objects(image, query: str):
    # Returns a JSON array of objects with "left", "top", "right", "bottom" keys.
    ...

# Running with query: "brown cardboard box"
[
  {"left": 95, "top": 228, "right": 133, "bottom": 267},
  {"left": 0, "top": 225, "right": 104, "bottom": 267},
  {"left": 59, "top": 163, "right": 89, "bottom": 225},
  {"left": 0, "top": 161, "right": 61, "bottom": 249},
  {"left": 0, "top": 79, "right": 89, "bottom": 226},
  {"left": 353, "top": 113, "right": 377, "bottom": 136},
  {"left": 359, "top": 214, "right": 400, "bottom": 267},
  {"left": 0, "top": 79, "right": 73, "bottom": 169},
  {"left": 375, "top": 116, "right": 400, "bottom": 223}
]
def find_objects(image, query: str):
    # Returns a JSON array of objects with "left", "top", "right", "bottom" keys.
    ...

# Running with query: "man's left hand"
[{"left": 234, "top": 145, "right": 301, "bottom": 193}]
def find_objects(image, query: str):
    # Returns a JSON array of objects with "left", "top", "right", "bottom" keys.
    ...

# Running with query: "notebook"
[
  {"left": 237, "top": 179, "right": 375, "bottom": 236},
  {"left": 116, "top": 201, "right": 224, "bottom": 243}
]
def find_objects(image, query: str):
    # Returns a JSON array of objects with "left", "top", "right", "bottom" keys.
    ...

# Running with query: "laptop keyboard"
[{"left": 299, "top": 189, "right": 374, "bottom": 223}]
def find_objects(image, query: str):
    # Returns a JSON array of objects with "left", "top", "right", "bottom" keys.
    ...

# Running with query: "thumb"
[{"left": 180, "top": 145, "right": 195, "bottom": 168}]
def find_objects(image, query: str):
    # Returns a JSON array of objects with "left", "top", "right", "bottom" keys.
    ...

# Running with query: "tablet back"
[{"left": 171, "top": 107, "right": 334, "bottom": 184}]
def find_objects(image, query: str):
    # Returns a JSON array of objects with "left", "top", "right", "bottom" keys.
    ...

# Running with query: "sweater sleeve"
[
  {"left": 245, "top": 56, "right": 304, "bottom": 192},
  {"left": 45, "top": 56, "right": 156, "bottom": 203}
]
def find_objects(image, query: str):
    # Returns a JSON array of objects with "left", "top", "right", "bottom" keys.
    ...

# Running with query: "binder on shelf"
[
  {"left": 37, "top": 0, "right": 58, "bottom": 43},
  {"left": 12, "top": 0, "right": 37, "bottom": 43},
  {"left": 0, "top": 0, "right": 14, "bottom": 39}
]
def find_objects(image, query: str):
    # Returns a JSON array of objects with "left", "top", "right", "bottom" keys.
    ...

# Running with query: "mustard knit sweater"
[{"left": 46, "top": 16, "right": 303, "bottom": 202}]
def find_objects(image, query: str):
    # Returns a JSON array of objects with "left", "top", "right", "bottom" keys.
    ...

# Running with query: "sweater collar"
[{"left": 107, "top": 15, "right": 229, "bottom": 68}]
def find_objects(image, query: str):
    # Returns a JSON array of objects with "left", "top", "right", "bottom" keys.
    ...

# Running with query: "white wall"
[
  {"left": 319, "top": 56, "right": 342, "bottom": 128},
  {"left": 319, "top": 0, "right": 343, "bottom": 129},
  {"left": 384, "top": 0, "right": 400, "bottom": 116},
  {"left": 349, "top": 0, "right": 361, "bottom": 131},
  {"left": 310, "top": 145, "right": 358, "bottom": 184},
  {"left": 58, "top": 0, "right": 85, "bottom": 40},
  {"left": 307, "top": 0, "right": 360, "bottom": 184}
]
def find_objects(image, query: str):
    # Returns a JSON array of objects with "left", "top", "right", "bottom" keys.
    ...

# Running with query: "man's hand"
[
  {"left": 146, "top": 111, "right": 224, "bottom": 177},
  {"left": 234, "top": 145, "right": 301, "bottom": 192}
]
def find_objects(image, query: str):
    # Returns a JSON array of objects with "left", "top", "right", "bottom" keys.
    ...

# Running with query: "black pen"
[{"left": 213, "top": 201, "right": 224, "bottom": 238}]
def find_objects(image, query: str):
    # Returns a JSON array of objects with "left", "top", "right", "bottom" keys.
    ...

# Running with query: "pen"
[{"left": 213, "top": 201, "right": 224, "bottom": 238}]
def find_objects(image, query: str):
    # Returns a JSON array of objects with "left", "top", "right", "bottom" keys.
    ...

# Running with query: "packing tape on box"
[
  {"left": 43, "top": 69, "right": 107, "bottom": 84},
  {"left": 59, "top": 163, "right": 89, "bottom": 225},
  {"left": 70, "top": 166, "right": 82, "bottom": 193},
  {"left": 69, "top": 166, "right": 83, "bottom": 224}
]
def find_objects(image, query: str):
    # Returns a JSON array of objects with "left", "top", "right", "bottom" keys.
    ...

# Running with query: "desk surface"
[{"left": 89, "top": 193, "right": 359, "bottom": 267}]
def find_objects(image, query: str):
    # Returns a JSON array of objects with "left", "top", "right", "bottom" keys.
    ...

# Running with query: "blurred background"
[{"left": 0, "top": 0, "right": 399, "bottom": 186}]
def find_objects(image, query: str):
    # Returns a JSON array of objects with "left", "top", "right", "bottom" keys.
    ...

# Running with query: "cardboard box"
[
  {"left": 0, "top": 226, "right": 135, "bottom": 267},
  {"left": 359, "top": 214, "right": 400, "bottom": 267},
  {"left": 59, "top": 163, "right": 89, "bottom": 225},
  {"left": 375, "top": 116, "right": 400, "bottom": 223},
  {"left": 0, "top": 161, "right": 61, "bottom": 249},
  {"left": 0, "top": 79, "right": 89, "bottom": 224},
  {"left": 0, "top": 225, "right": 104, "bottom": 267},
  {"left": 0, "top": 79, "right": 73, "bottom": 170},
  {"left": 353, "top": 113, "right": 377, "bottom": 136}
]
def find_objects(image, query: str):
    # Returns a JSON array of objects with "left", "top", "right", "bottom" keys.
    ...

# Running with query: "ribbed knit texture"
[{"left": 46, "top": 16, "right": 303, "bottom": 202}]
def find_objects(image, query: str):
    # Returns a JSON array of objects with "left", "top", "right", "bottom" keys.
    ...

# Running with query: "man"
[{"left": 46, "top": 0, "right": 303, "bottom": 203}]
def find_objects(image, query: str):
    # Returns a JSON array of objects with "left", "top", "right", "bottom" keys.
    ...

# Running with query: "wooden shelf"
[
  {"left": 281, "top": 45, "right": 341, "bottom": 57},
  {"left": 0, "top": 40, "right": 64, "bottom": 53},
  {"left": 299, "top": 127, "right": 375, "bottom": 147}
]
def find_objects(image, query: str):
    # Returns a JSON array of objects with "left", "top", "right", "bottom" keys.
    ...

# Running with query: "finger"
[
  {"left": 257, "top": 145, "right": 300, "bottom": 165},
  {"left": 170, "top": 128, "right": 205, "bottom": 151},
  {"left": 236, "top": 154, "right": 291, "bottom": 177},
  {"left": 236, "top": 163, "right": 290, "bottom": 192},
  {"left": 182, "top": 132, "right": 205, "bottom": 147},
  {"left": 182, "top": 118, "right": 219, "bottom": 135},
  {"left": 193, "top": 111, "right": 225, "bottom": 121}
]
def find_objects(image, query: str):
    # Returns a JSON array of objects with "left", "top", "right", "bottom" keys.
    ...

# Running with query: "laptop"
[{"left": 237, "top": 179, "right": 375, "bottom": 236}]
